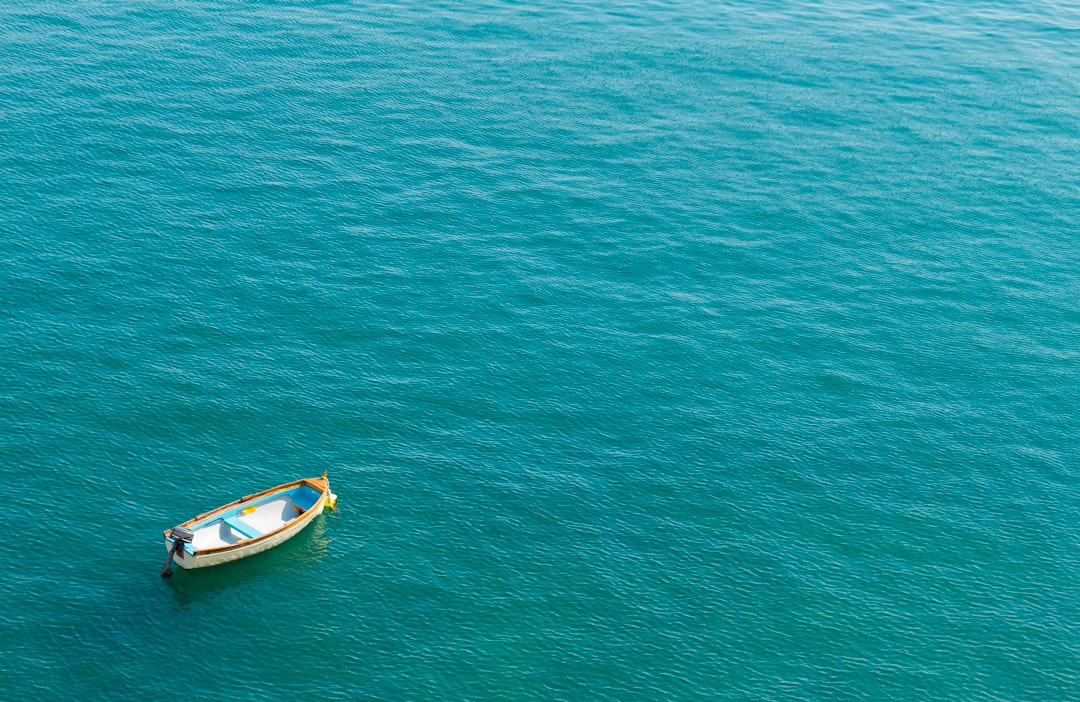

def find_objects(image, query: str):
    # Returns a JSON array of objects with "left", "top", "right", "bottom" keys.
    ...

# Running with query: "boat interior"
[{"left": 186, "top": 484, "right": 322, "bottom": 552}]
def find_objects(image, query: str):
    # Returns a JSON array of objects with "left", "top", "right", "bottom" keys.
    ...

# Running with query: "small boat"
[{"left": 161, "top": 472, "right": 337, "bottom": 576}]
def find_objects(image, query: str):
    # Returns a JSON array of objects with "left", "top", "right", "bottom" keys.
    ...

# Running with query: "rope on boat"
[{"left": 161, "top": 526, "right": 194, "bottom": 577}]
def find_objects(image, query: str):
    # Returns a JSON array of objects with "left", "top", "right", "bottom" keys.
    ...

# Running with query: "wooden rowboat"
[{"left": 162, "top": 472, "right": 336, "bottom": 576}]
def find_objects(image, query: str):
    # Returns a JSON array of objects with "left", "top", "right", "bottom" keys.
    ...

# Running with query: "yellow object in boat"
[{"left": 242, "top": 505, "right": 256, "bottom": 515}]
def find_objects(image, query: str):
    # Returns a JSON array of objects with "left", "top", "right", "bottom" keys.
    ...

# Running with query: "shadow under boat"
[{"left": 163, "top": 516, "right": 332, "bottom": 606}]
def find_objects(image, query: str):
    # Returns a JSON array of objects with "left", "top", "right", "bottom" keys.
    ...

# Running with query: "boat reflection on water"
[{"left": 164, "top": 517, "right": 332, "bottom": 606}]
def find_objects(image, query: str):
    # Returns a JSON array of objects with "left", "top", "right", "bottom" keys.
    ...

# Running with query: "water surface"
[{"left": 1, "top": 0, "right": 1078, "bottom": 699}]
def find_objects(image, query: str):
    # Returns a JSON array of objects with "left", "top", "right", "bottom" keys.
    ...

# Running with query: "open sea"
[{"left": 1, "top": 0, "right": 1078, "bottom": 699}]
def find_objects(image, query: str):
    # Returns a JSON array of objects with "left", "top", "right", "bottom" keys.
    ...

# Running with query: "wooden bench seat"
[{"left": 222, "top": 515, "right": 261, "bottom": 539}]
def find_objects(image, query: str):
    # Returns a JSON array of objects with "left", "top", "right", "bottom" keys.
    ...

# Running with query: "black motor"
[
  {"left": 171, "top": 526, "right": 194, "bottom": 543},
  {"left": 161, "top": 526, "right": 194, "bottom": 578}
]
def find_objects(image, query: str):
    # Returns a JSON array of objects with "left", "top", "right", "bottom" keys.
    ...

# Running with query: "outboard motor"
[{"left": 161, "top": 526, "right": 194, "bottom": 578}]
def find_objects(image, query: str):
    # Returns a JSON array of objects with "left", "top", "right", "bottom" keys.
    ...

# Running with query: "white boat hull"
[{"left": 163, "top": 474, "right": 332, "bottom": 571}]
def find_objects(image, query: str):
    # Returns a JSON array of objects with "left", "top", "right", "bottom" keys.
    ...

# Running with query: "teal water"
[{"left": 2, "top": 0, "right": 1078, "bottom": 698}]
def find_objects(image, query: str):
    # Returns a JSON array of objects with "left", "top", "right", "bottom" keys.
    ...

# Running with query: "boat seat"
[{"left": 223, "top": 516, "right": 261, "bottom": 539}]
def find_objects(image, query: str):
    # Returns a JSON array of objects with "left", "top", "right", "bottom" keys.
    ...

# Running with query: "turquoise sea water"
[{"left": 2, "top": 0, "right": 1078, "bottom": 698}]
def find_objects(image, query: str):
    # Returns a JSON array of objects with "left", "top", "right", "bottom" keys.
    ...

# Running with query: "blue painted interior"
[
  {"left": 186, "top": 485, "right": 316, "bottom": 530},
  {"left": 222, "top": 515, "right": 261, "bottom": 539},
  {"left": 292, "top": 485, "right": 321, "bottom": 511}
]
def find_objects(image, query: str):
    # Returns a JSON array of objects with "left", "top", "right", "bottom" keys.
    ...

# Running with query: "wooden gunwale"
[{"left": 163, "top": 476, "right": 328, "bottom": 556}]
